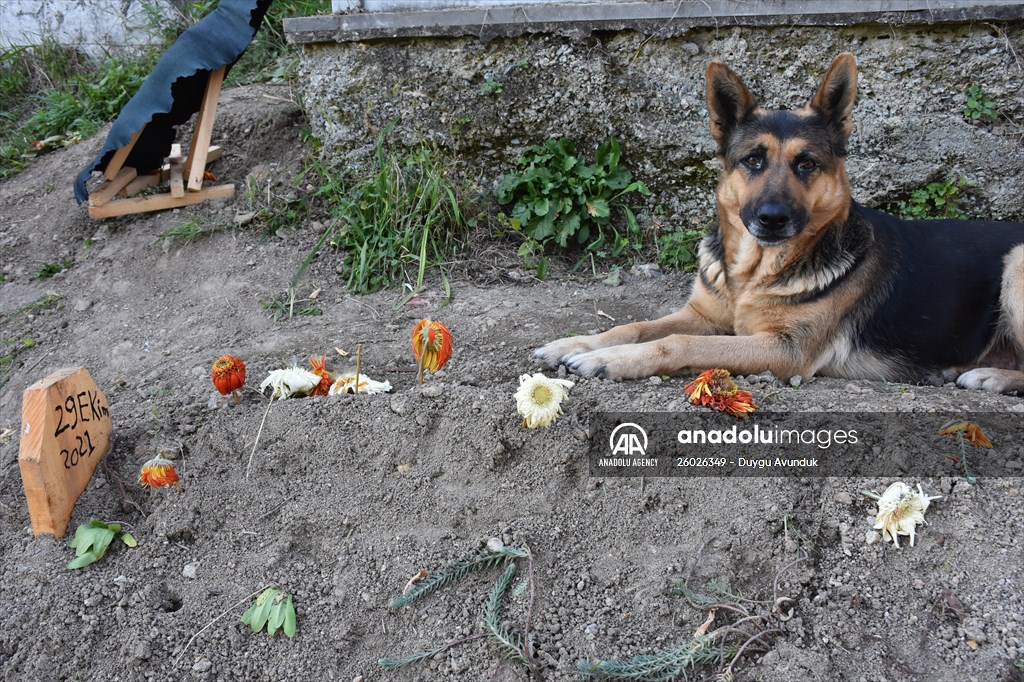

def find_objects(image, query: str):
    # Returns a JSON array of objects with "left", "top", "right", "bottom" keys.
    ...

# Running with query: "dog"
[{"left": 535, "top": 53, "right": 1024, "bottom": 394}]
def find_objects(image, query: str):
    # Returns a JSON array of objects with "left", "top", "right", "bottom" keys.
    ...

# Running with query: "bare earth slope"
[{"left": 1, "top": 83, "right": 1022, "bottom": 682}]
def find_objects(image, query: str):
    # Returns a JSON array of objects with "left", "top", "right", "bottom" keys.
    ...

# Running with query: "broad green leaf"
[
  {"left": 586, "top": 198, "right": 610, "bottom": 219},
  {"left": 68, "top": 551, "right": 100, "bottom": 570},
  {"left": 623, "top": 206, "right": 639, "bottom": 234},
  {"left": 121, "top": 533, "right": 137, "bottom": 548},
  {"left": 268, "top": 600, "right": 287, "bottom": 636},
  {"left": 283, "top": 596, "right": 297, "bottom": 638},
  {"left": 533, "top": 197, "right": 550, "bottom": 216},
  {"left": 251, "top": 590, "right": 278, "bottom": 632}
]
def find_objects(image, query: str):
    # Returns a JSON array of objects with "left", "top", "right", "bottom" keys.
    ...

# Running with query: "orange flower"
[
  {"left": 139, "top": 456, "right": 180, "bottom": 489},
  {"left": 939, "top": 421, "right": 993, "bottom": 449},
  {"left": 212, "top": 355, "right": 246, "bottom": 402},
  {"left": 308, "top": 355, "right": 334, "bottom": 396},
  {"left": 684, "top": 368, "right": 757, "bottom": 418},
  {"left": 411, "top": 319, "right": 453, "bottom": 384}
]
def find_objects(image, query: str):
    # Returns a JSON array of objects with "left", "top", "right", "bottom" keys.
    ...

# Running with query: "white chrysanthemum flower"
[
  {"left": 328, "top": 372, "right": 392, "bottom": 396},
  {"left": 260, "top": 365, "right": 320, "bottom": 400},
  {"left": 515, "top": 372, "right": 574, "bottom": 428},
  {"left": 873, "top": 482, "right": 941, "bottom": 548}
]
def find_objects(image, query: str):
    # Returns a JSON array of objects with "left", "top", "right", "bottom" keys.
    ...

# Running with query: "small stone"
[
  {"left": 835, "top": 491, "right": 853, "bottom": 506},
  {"left": 182, "top": 563, "right": 198, "bottom": 579},
  {"left": 74, "top": 299, "right": 92, "bottom": 312},
  {"left": 421, "top": 383, "right": 444, "bottom": 398},
  {"left": 912, "top": 578, "right": 924, "bottom": 590},
  {"left": 865, "top": 530, "right": 881, "bottom": 544},
  {"left": 234, "top": 211, "right": 256, "bottom": 226},
  {"left": 602, "top": 269, "right": 622, "bottom": 287},
  {"left": 648, "top": 376, "right": 663, "bottom": 385},
  {"left": 789, "top": 375, "right": 803, "bottom": 388},
  {"left": 486, "top": 537, "right": 504, "bottom": 552},
  {"left": 192, "top": 659, "right": 212, "bottom": 673},
  {"left": 84, "top": 595, "right": 102, "bottom": 607}
]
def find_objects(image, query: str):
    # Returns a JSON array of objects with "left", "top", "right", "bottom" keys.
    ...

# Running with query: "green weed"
[
  {"left": 306, "top": 130, "right": 467, "bottom": 294},
  {"left": 480, "top": 77, "right": 504, "bottom": 96},
  {"left": 657, "top": 227, "right": 706, "bottom": 271},
  {"left": 496, "top": 137, "right": 650, "bottom": 258},
  {"left": 963, "top": 84, "right": 996, "bottom": 125},
  {"left": 33, "top": 259, "right": 73, "bottom": 279},
  {"left": 893, "top": 176, "right": 974, "bottom": 220}
]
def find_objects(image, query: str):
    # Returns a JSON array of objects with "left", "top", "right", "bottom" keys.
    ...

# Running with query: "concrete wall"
[
  {"left": 292, "top": 10, "right": 1024, "bottom": 223},
  {"left": 0, "top": 0, "right": 177, "bottom": 54}
]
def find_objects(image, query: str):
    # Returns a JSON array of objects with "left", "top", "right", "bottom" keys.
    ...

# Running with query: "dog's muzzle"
[{"left": 742, "top": 201, "right": 807, "bottom": 245}]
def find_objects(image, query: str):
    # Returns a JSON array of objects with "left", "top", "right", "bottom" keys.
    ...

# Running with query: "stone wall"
[
  {"left": 0, "top": 0, "right": 178, "bottom": 55},
  {"left": 295, "top": 20, "right": 1024, "bottom": 223}
]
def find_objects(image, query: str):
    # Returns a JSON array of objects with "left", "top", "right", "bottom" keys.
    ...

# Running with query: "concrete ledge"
[{"left": 286, "top": 0, "right": 1024, "bottom": 43}]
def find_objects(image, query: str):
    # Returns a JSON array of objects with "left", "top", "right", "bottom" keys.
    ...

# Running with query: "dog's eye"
[
  {"left": 797, "top": 159, "right": 818, "bottom": 173},
  {"left": 744, "top": 155, "right": 763, "bottom": 170}
]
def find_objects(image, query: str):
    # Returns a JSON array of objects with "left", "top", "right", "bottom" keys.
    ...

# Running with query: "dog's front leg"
[
  {"left": 560, "top": 332, "right": 802, "bottom": 380},
  {"left": 534, "top": 304, "right": 724, "bottom": 369}
]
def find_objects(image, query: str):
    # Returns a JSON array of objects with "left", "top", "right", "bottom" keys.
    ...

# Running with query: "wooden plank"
[
  {"left": 186, "top": 68, "right": 226, "bottom": 191},
  {"left": 18, "top": 367, "right": 112, "bottom": 538},
  {"left": 88, "top": 184, "right": 235, "bottom": 219},
  {"left": 122, "top": 147, "right": 222, "bottom": 197},
  {"left": 103, "top": 125, "right": 145, "bottom": 181},
  {"left": 87, "top": 167, "right": 138, "bottom": 207},
  {"left": 168, "top": 144, "right": 184, "bottom": 198}
]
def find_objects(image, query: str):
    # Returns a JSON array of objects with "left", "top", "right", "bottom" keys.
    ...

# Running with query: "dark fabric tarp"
[{"left": 74, "top": 0, "right": 272, "bottom": 203}]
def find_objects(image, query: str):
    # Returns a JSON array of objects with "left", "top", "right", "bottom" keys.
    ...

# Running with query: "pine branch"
[
  {"left": 576, "top": 635, "right": 729, "bottom": 681},
  {"left": 378, "top": 633, "right": 487, "bottom": 669},
  {"left": 389, "top": 547, "right": 527, "bottom": 608},
  {"left": 483, "top": 562, "right": 529, "bottom": 664}
]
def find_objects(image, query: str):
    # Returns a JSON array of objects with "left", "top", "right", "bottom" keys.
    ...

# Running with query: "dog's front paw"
[
  {"left": 956, "top": 368, "right": 1024, "bottom": 395},
  {"left": 563, "top": 347, "right": 652, "bottom": 380},
  {"left": 533, "top": 336, "right": 599, "bottom": 368}
]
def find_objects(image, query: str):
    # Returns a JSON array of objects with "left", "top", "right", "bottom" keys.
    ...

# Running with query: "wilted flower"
[
  {"left": 328, "top": 372, "right": 392, "bottom": 396},
  {"left": 412, "top": 319, "right": 453, "bottom": 384},
  {"left": 515, "top": 372, "right": 574, "bottom": 428},
  {"left": 873, "top": 482, "right": 941, "bottom": 548},
  {"left": 139, "top": 456, "right": 180, "bottom": 489},
  {"left": 684, "top": 368, "right": 757, "bottom": 418},
  {"left": 308, "top": 355, "right": 334, "bottom": 396},
  {"left": 212, "top": 355, "right": 246, "bottom": 403},
  {"left": 939, "top": 420, "right": 993, "bottom": 449},
  {"left": 260, "top": 364, "right": 321, "bottom": 400}
]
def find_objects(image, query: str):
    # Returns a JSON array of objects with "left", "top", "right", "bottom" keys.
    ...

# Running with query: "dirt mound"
[{"left": 1, "top": 83, "right": 1023, "bottom": 682}]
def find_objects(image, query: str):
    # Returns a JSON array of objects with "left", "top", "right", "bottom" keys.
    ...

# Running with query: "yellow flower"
[
  {"left": 873, "top": 482, "right": 941, "bottom": 548},
  {"left": 139, "top": 456, "right": 180, "bottom": 489},
  {"left": 515, "top": 373, "right": 574, "bottom": 428},
  {"left": 260, "top": 364, "right": 321, "bottom": 400},
  {"left": 328, "top": 372, "right": 392, "bottom": 395}
]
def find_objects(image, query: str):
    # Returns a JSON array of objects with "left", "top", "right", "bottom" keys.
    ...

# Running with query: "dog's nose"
[{"left": 757, "top": 203, "right": 791, "bottom": 230}]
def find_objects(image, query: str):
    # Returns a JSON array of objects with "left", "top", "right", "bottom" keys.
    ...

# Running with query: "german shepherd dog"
[{"left": 535, "top": 53, "right": 1024, "bottom": 394}]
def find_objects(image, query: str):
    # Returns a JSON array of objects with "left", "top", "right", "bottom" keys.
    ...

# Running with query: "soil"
[{"left": 1, "top": 82, "right": 1023, "bottom": 682}]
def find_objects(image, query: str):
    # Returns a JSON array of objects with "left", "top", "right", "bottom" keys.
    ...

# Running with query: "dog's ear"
[
  {"left": 706, "top": 61, "right": 758, "bottom": 151},
  {"left": 809, "top": 53, "right": 858, "bottom": 140}
]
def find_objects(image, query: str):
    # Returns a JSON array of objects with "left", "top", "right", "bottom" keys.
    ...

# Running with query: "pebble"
[
  {"left": 835, "top": 491, "right": 853, "bottom": 506},
  {"left": 182, "top": 563, "right": 198, "bottom": 579},
  {"left": 865, "top": 530, "right": 881, "bottom": 544},
  {"left": 84, "top": 595, "right": 102, "bottom": 607},
  {"left": 421, "top": 384, "right": 444, "bottom": 398},
  {"left": 789, "top": 375, "right": 803, "bottom": 387},
  {"left": 602, "top": 269, "right": 622, "bottom": 287},
  {"left": 74, "top": 299, "right": 92, "bottom": 312},
  {"left": 486, "top": 537, "right": 504, "bottom": 552},
  {"left": 192, "top": 659, "right": 212, "bottom": 673}
]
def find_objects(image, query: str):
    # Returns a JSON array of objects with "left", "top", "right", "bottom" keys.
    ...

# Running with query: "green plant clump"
[
  {"left": 496, "top": 137, "right": 650, "bottom": 257},
  {"left": 895, "top": 176, "right": 973, "bottom": 220},
  {"left": 310, "top": 131, "right": 467, "bottom": 294},
  {"left": 657, "top": 227, "right": 706, "bottom": 271},
  {"left": 67, "top": 519, "right": 137, "bottom": 570},
  {"left": 963, "top": 84, "right": 996, "bottom": 124},
  {"left": 241, "top": 588, "right": 297, "bottom": 637}
]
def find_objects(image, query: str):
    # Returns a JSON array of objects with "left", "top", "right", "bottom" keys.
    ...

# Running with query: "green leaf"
[
  {"left": 121, "top": 533, "right": 137, "bottom": 548},
  {"left": 532, "top": 197, "right": 550, "bottom": 216},
  {"left": 268, "top": 600, "right": 286, "bottom": 636},
  {"left": 68, "top": 551, "right": 100, "bottom": 570},
  {"left": 283, "top": 595, "right": 297, "bottom": 638},
  {"left": 586, "top": 198, "right": 610, "bottom": 219}
]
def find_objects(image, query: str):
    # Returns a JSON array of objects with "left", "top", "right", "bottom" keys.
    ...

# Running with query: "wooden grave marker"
[{"left": 18, "top": 367, "right": 112, "bottom": 538}]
